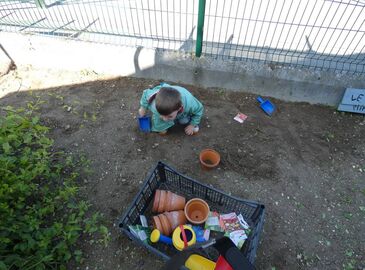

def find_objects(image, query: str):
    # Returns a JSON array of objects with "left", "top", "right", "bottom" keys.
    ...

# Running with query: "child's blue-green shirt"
[{"left": 140, "top": 83, "right": 204, "bottom": 132}]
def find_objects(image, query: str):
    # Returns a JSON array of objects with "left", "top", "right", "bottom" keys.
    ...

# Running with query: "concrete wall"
[{"left": 1, "top": 32, "right": 364, "bottom": 105}]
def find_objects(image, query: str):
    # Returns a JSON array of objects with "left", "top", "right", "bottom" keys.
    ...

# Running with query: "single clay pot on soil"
[
  {"left": 184, "top": 198, "right": 210, "bottom": 225},
  {"left": 199, "top": 149, "right": 220, "bottom": 170}
]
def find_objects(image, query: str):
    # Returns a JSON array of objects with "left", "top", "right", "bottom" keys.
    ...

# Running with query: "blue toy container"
[{"left": 138, "top": 116, "right": 151, "bottom": 132}]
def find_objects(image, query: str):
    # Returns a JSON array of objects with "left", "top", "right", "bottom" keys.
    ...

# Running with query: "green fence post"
[
  {"left": 34, "top": 0, "right": 46, "bottom": 8},
  {"left": 195, "top": 0, "right": 206, "bottom": 57}
]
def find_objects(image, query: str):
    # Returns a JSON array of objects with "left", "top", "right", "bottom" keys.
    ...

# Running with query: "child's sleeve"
[
  {"left": 140, "top": 84, "right": 166, "bottom": 109},
  {"left": 189, "top": 97, "right": 204, "bottom": 126},
  {"left": 140, "top": 89, "right": 151, "bottom": 109}
]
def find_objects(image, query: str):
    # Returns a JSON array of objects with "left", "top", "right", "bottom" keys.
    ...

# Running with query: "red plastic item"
[{"left": 215, "top": 256, "right": 233, "bottom": 270}]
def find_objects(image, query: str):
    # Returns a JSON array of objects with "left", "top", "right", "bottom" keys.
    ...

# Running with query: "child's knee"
[{"left": 178, "top": 117, "right": 190, "bottom": 125}]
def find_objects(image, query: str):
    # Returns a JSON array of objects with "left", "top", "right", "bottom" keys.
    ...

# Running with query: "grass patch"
[{"left": 0, "top": 104, "right": 109, "bottom": 270}]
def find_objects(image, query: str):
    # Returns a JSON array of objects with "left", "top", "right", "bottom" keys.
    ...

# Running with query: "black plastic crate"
[{"left": 118, "top": 162, "right": 265, "bottom": 265}]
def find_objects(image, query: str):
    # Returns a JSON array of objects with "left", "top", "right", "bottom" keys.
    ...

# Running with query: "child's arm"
[
  {"left": 139, "top": 89, "right": 153, "bottom": 116},
  {"left": 188, "top": 97, "right": 204, "bottom": 127},
  {"left": 138, "top": 107, "right": 146, "bottom": 117},
  {"left": 184, "top": 97, "right": 203, "bottom": 135}
]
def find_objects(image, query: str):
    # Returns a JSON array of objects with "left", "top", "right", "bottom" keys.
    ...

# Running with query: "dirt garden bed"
[{"left": 1, "top": 67, "right": 364, "bottom": 270}]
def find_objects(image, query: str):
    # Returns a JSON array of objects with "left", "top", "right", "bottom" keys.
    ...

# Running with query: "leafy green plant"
[{"left": 0, "top": 105, "right": 109, "bottom": 270}]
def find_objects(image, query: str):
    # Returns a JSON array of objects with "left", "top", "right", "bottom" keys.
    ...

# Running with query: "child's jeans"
[
  {"left": 177, "top": 117, "right": 199, "bottom": 132},
  {"left": 177, "top": 116, "right": 190, "bottom": 125}
]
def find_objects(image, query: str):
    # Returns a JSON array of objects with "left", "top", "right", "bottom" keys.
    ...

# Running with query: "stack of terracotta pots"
[{"left": 151, "top": 190, "right": 187, "bottom": 235}]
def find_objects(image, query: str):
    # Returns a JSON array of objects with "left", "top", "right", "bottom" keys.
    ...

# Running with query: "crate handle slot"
[{"left": 157, "top": 162, "right": 167, "bottom": 182}]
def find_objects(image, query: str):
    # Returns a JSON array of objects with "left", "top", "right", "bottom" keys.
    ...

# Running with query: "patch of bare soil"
[{"left": 1, "top": 67, "right": 364, "bottom": 270}]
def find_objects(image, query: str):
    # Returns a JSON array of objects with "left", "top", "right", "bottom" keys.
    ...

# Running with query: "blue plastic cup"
[{"left": 138, "top": 116, "right": 151, "bottom": 132}]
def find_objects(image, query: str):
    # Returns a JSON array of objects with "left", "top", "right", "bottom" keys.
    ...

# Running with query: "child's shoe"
[
  {"left": 192, "top": 126, "right": 199, "bottom": 134},
  {"left": 158, "top": 130, "right": 168, "bottom": 136}
]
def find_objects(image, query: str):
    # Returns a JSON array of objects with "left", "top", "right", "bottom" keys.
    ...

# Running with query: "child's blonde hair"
[{"left": 155, "top": 87, "right": 182, "bottom": 116}]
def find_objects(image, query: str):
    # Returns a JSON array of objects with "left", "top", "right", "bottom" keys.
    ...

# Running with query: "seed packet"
[
  {"left": 220, "top": 212, "right": 242, "bottom": 232},
  {"left": 237, "top": 214, "right": 249, "bottom": 230},
  {"left": 234, "top": 113, "right": 248, "bottom": 123},
  {"left": 128, "top": 225, "right": 151, "bottom": 244},
  {"left": 140, "top": 215, "right": 148, "bottom": 227},
  {"left": 237, "top": 214, "right": 251, "bottom": 236},
  {"left": 205, "top": 211, "right": 224, "bottom": 232},
  {"left": 225, "top": 229, "right": 248, "bottom": 249}
]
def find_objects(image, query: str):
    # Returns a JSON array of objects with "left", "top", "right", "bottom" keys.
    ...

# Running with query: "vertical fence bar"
[
  {"left": 34, "top": 0, "right": 46, "bottom": 9},
  {"left": 233, "top": 0, "right": 248, "bottom": 59},
  {"left": 195, "top": 0, "right": 206, "bottom": 57}
]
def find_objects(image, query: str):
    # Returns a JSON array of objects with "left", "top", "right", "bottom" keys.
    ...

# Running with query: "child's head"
[{"left": 156, "top": 87, "right": 182, "bottom": 121}]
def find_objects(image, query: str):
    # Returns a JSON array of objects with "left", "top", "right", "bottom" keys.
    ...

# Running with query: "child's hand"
[
  {"left": 138, "top": 107, "right": 146, "bottom": 117},
  {"left": 184, "top": 125, "right": 196, "bottom": 136}
]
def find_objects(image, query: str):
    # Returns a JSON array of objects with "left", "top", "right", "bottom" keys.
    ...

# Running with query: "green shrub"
[{"left": 0, "top": 106, "right": 109, "bottom": 270}]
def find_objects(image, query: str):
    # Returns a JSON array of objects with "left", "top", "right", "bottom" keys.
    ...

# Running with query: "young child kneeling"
[{"left": 138, "top": 83, "right": 204, "bottom": 135}]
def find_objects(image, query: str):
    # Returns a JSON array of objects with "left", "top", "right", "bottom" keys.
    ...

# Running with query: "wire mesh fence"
[
  {"left": 0, "top": 0, "right": 364, "bottom": 74},
  {"left": 203, "top": 0, "right": 365, "bottom": 74}
]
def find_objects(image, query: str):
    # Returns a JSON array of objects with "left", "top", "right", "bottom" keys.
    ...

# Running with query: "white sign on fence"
[{"left": 337, "top": 88, "right": 365, "bottom": 114}]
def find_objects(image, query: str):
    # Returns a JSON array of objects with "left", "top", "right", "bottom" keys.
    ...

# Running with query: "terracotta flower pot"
[
  {"left": 157, "top": 190, "right": 167, "bottom": 213},
  {"left": 152, "top": 211, "right": 187, "bottom": 236},
  {"left": 152, "top": 215, "right": 170, "bottom": 235},
  {"left": 152, "top": 190, "right": 161, "bottom": 212},
  {"left": 152, "top": 216, "right": 163, "bottom": 233},
  {"left": 165, "top": 191, "right": 172, "bottom": 212},
  {"left": 199, "top": 149, "right": 220, "bottom": 170},
  {"left": 168, "top": 191, "right": 186, "bottom": 211},
  {"left": 152, "top": 189, "right": 186, "bottom": 213},
  {"left": 164, "top": 210, "right": 187, "bottom": 231},
  {"left": 184, "top": 198, "right": 210, "bottom": 225},
  {"left": 158, "top": 213, "right": 172, "bottom": 235}
]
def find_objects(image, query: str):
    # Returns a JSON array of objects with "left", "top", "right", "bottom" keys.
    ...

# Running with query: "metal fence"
[{"left": 0, "top": 0, "right": 364, "bottom": 74}]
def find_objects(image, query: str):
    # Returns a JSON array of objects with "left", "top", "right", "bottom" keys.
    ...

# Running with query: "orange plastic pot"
[
  {"left": 184, "top": 198, "right": 210, "bottom": 225},
  {"left": 199, "top": 149, "right": 220, "bottom": 170}
]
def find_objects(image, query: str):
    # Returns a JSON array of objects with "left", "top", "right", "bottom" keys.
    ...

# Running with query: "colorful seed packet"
[
  {"left": 234, "top": 113, "right": 248, "bottom": 123},
  {"left": 205, "top": 211, "right": 224, "bottom": 232},
  {"left": 220, "top": 212, "right": 243, "bottom": 232}
]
